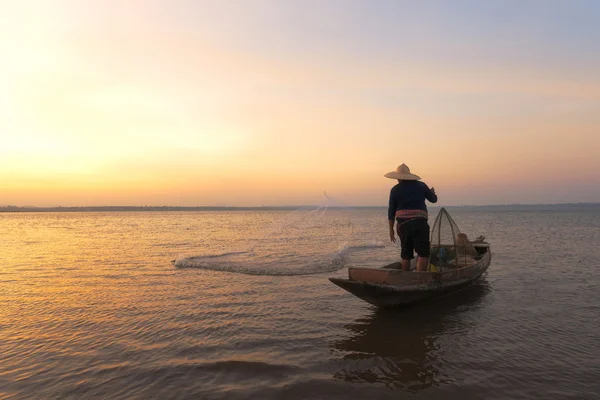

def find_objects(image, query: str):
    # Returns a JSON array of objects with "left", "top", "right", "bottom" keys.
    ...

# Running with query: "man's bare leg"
[
  {"left": 401, "top": 259, "right": 411, "bottom": 271},
  {"left": 416, "top": 257, "right": 429, "bottom": 272}
]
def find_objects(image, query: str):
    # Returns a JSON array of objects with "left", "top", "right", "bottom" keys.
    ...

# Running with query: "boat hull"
[{"left": 330, "top": 247, "right": 491, "bottom": 307}]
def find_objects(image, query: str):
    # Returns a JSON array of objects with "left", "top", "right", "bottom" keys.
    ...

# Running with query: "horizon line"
[{"left": 1, "top": 202, "right": 599, "bottom": 213}]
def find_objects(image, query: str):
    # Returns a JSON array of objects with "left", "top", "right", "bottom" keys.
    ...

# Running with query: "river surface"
[{"left": 1, "top": 206, "right": 598, "bottom": 399}]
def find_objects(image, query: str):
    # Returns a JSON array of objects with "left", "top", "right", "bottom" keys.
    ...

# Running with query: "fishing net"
[{"left": 429, "top": 208, "right": 479, "bottom": 270}]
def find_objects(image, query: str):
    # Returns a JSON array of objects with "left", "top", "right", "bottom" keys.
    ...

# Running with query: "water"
[{"left": 1, "top": 206, "right": 599, "bottom": 399}]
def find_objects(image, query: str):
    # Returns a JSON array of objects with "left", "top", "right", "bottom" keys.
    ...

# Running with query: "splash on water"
[
  {"left": 173, "top": 242, "right": 386, "bottom": 276},
  {"left": 337, "top": 241, "right": 386, "bottom": 253},
  {"left": 173, "top": 194, "right": 387, "bottom": 276},
  {"left": 173, "top": 252, "right": 345, "bottom": 276}
]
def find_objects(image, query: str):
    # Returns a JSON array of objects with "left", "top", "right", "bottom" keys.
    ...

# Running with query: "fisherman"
[{"left": 386, "top": 164, "right": 437, "bottom": 272}]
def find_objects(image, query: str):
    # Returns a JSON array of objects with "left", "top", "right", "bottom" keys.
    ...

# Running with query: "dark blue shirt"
[{"left": 388, "top": 180, "right": 438, "bottom": 220}]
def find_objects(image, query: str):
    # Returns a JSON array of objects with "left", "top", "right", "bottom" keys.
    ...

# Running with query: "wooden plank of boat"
[{"left": 330, "top": 247, "right": 491, "bottom": 307}]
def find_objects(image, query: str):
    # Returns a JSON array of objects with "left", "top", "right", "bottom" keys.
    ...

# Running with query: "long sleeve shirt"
[{"left": 388, "top": 180, "right": 438, "bottom": 221}]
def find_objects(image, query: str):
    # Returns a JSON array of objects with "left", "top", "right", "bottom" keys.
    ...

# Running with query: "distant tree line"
[
  {"left": 0, "top": 203, "right": 597, "bottom": 213},
  {"left": 0, "top": 205, "right": 386, "bottom": 213}
]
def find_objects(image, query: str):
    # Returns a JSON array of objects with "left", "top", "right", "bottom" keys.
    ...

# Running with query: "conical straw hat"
[{"left": 384, "top": 164, "right": 421, "bottom": 180}]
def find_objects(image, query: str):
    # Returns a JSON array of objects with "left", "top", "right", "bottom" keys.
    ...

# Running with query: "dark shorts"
[{"left": 396, "top": 218, "right": 431, "bottom": 259}]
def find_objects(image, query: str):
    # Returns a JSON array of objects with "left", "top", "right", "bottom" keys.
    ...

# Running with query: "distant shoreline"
[{"left": 0, "top": 203, "right": 598, "bottom": 213}]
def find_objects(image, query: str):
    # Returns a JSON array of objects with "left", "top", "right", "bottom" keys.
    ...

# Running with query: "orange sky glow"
[{"left": 1, "top": 1, "right": 599, "bottom": 206}]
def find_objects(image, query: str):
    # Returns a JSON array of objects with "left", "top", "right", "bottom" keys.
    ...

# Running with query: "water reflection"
[{"left": 331, "top": 281, "right": 490, "bottom": 392}]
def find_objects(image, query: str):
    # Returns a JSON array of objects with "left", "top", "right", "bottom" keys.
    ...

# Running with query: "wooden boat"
[{"left": 330, "top": 208, "right": 491, "bottom": 307}]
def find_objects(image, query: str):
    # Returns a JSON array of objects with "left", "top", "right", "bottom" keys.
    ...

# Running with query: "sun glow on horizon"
[{"left": 1, "top": 1, "right": 599, "bottom": 207}]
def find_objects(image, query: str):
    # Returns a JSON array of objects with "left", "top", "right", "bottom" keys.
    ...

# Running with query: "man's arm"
[
  {"left": 425, "top": 185, "right": 438, "bottom": 203},
  {"left": 388, "top": 189, "right": 397, "bottom": 242},
  {"left": 389, "top": 218, "right": 396, "bottom": 242}
]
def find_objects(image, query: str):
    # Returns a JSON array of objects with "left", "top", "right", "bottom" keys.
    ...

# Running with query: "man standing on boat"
[{"left": 386, "top": 164, "right": 437, "bottom": 272}]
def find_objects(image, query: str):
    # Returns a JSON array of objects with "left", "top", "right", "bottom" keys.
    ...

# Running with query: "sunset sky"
[{"left": 2, "top": 0, "right": 599, "bottom": 207}]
